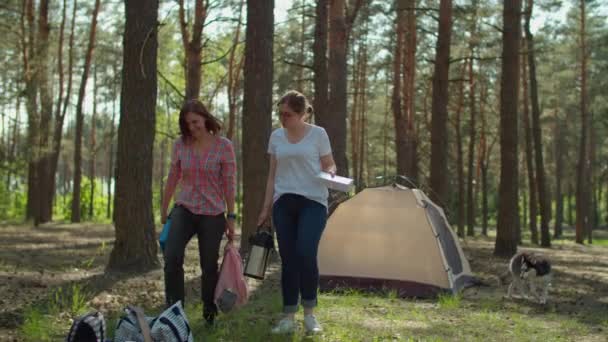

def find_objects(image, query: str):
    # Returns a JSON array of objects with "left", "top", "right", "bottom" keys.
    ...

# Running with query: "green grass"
[
  {"left": 14, "top": 225, "right": 608, "bottom": 341},
  {"left": 437, "top": 292, "right": 462, "bottom": 310},
  {"left": 19, "top": 284, "right": 91, "bottom": 341},
  {"left": 18, "top": 282, "right": 607, "bottom": 342}
]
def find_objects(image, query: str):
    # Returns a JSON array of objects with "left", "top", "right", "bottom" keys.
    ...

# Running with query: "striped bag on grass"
[{"left": 114, "top": 301, "right": 193, "bottom": 342}]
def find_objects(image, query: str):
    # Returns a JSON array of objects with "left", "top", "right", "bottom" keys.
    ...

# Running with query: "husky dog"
[{"left": 506, "top": 252, "right": 552, "bottom": 304}]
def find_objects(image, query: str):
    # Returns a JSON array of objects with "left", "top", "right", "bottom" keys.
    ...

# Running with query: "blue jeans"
[{"left": 272, "top": 194, "right": 327, "bottom": 313}]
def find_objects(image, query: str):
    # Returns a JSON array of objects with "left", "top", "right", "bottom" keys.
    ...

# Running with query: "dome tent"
[{"left": 318, "top": 184, "right": 476, "bottom": 297}]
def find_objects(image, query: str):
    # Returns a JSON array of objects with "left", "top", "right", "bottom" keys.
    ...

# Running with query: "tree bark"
[
  {"left": 429, "top": 0, "right": 452, "bottom": 206},
  {"left": 327, "top": 0, "right": 349, "bottom": 175},
  {"left": 226, "top": 0, "right": 244, "bottom": 140},
  {"left": 466, "top": 2, "right": 478, "bottom": 236},
  {"left": 392, "top": 0, "right": 405, "bottom": 177},
  {"left": 313, "top": 0, "right": 328, "bottom": 126},
  {"left": 49, "top": 0, "right": 68, "bottom": 219},
  {"left": 404, "top": 0, "right": 418, "bottom": 183},
  {"left": 241, "top": 0, "right": 274, "bottom": 252},
  {"left": 521, "top": 42, "right": 538, "bottom": 244},
  {"left": 107, "top": 0, "right": 160, "bottom": 272},
  {"left": 107, "top": 69, "right": 117, "bottom": 220},
  {"left": 36, "top": 0, "right": 53, "bottom": 223},
  {"left": 455, "top": 62, "right": 466, "bottom": 237},
  {"left": 588, "top": 113, "right": 594, "bottom": 244},
  {"left": 575, "top": 0, "right": 589, "bottom": 244},
  {"left": 524, "top": 0, "right": 550, "bottom": 247},
  {"left": 494, "top": 0, "right": 522, "bottom": 258},
  {"left": 71, "top": 0, "right": 101, "bottom": 223},
  {"left": 50, "top": 0, "right": 76, "bottom": 220},
  {"left": 178, "top": 0, "right": 208, "bottom": 100},
  {"left": 351, "top": 43, "right": 362, "bottom": 184},
  {"left": 568, "top": 183, "right": 574, "bottom": 226},
  {"left": 24, "top": 0, "right": 39, "bottom": 223},
  {"left": 89, "top": 65, "right": 97, "bottom": 219},
  {"left": 553, "top": 113, "right": 563, "bottom": 237},
  {"left": 479, "top": 83, "right": 489, "bottom": 236}
]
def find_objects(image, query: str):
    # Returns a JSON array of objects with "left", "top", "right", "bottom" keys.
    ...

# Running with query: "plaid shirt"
[{"left": 167, "top": 136, "right": 236, "bottom": 215}]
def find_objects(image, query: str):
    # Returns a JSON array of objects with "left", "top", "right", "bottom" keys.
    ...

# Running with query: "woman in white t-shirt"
[{"left": 257, "top": 90, "right": 337, "bottom": 335}]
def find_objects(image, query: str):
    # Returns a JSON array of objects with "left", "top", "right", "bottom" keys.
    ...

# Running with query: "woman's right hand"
[{"left": 257, "top": 206, "right": 270, "bottom": 226}]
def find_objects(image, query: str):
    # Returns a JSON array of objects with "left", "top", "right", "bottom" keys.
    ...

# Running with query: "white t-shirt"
[{"left": 267, "top": 124, "right": 332, "bottom": 207}]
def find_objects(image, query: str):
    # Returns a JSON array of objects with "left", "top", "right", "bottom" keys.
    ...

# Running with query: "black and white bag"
[
  {"left": 65, "top": 311, "right": 106, "bottom": 342},
  {"left": 114, "top": 301, "right": 193, "bottom": 342}
]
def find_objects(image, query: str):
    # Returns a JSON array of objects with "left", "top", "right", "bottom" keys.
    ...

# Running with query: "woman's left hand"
[{"left": 225, "top": 218, "right": 236, "bottom": 241}]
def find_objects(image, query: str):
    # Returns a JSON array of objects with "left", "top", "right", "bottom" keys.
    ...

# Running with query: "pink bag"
[{"left": 214, "top": 242, "right": 248, "bottom": 312}]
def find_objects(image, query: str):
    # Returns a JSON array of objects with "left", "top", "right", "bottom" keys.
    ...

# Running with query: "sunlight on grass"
[
  {"left": 437, "top": 292, "right": 462, "bottom": 309},
  {"left": 12, "top": 224, "right": 608, "bottom": 341},
  {"left": 49, "top": 284, "right": 90, "bottom": 316},
  {"left": 19, "top": 308, "right": 54, "bottom": 342}
]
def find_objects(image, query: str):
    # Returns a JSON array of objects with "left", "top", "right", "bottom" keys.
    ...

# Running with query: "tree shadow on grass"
[{"left": 463, "top": 235, "right": 608, "bottom": 333}]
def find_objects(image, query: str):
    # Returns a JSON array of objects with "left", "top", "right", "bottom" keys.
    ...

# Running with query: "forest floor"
[{"left": 0, "top": 222, "right": 607, "bottom": 341}]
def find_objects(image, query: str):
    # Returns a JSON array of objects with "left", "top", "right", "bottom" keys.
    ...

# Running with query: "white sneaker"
[
  {"left": 304, "top": 314, "right": 322, "bottom": 334},
  {"left": 271, "top": 317, "right": 295, "bottom": 334}
]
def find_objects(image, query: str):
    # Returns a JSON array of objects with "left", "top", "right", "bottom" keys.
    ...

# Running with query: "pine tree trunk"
[
  {"left": 587, "top": 112, "right": 594, "bottom": 244},
  {"left": 313, "top": 0, "right": 328, "bottom": 126},
  {"left": 466, "top": 56, "right": 476, "bottom": 237},
  {"left": 357, "top": 42, "right": 368, "bottom": 188},
  {"left": 71, "top": 0, "right": 100, "bottom": 223},
  {"left": 350, "top": 45, "right": 361, "bottom": 182},
  {"left": 524, "top": 0, "right": 550, "bottom": 247},
  {"left": 241, "top": 0, "right": 274, "bottom": 252},
  {"left": 297, "top": 0, "right": 306, "bottom": 92},
  {"left": 429, "top": 0, "right": 452, "bottom": 206},
  {"left": 479, "top": 84, "right": 489, "bottom": 236},
  {"left": 107, "top": 0, "right": 160, "bottom": 272},
  {"left": 392, "top": 0, "right": 405, "bottom": 177},
  {"left": 568, "top": 183, "right": 574, "bottom": 226},
  {"left": 521, "top": 45, "right": 538, "bottom": 244},
  {"left": 455, "top": 62, "right": 466, "bottom": 237},
  {"left": 575, "top": 0, "right": 588, "bottom": 244},
  {"left": 50, "top": 0, "right": 76, "bottom": 219},
  {"left": 49, "top": 0, "right": 68, "bottom": 219},
  {"left": 37, "top": 0, "right": 53, "bottom": 224},
  {"left": 89, "top": 66, "right": 97, "bottom": 219},
  {"left": 226, "top": 0, "right": 244, "bottom": 140},
  {"left": 327, "top": 0, "right": 349, "bottom": 176},
  {"left": 107, "top": 82, "right": 117, "bottom": 220},
  {"left": 495, "top": 0, "right": 522, "bottom": 258},
  {"left": 466, "top": 2, "right": 478, "bottom": 236},
  {"left": 178, "top": 0, "right": 208, "bottom": 100},
  {"left": 404, "top": 0, "right": 418, "bottom": 183},
  {"left": 553, "top": 112, "right": 564, "bottom": 238},
  {"left": 24, "top": 0, "right": 39, "bottom": 223}
]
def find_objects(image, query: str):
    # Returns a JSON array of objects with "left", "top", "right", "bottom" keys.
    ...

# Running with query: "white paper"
[{"left": 317, "top": 172, "right": 354, "bottom": 192}]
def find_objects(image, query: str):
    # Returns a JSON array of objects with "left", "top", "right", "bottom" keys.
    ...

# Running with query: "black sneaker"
[{"left": 203, "top": 311, "right": 216, "bottom": 327}]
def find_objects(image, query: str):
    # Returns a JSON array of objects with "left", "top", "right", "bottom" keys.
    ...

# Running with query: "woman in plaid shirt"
[{"left": 161, "top": 99, "right": 236, "bottom": 326}]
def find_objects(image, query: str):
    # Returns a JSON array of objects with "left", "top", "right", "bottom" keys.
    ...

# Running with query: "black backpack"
[{"left": 66, "top": 311, "right": 106, "bottom": 342}]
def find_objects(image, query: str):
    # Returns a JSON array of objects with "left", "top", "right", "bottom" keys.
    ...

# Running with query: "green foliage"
[
  {"left": 48, "top": 284, "right": 90, "bottom": 317},
  {"left": 54, "top": 177, "right": 112, "bottom": 222},
  {"left": 437, "top": 292, "right": 462, "bottom": 310},
  {"left": 0, "top": 184, "right": 26, "bottom": 222},
  {"left": 19, "top": 307, "right": 54, "bottom": 342},
  {"left": 19, "top": 284, "right": 90, "bottom": 341}
]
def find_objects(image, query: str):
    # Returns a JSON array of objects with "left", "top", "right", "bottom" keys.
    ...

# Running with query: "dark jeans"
[
  {"left": 163, "top": 205, "right": 225, "bottom": 317},
  {"left": 272, "top": 194, "right": 327, "bottom": 313}
]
